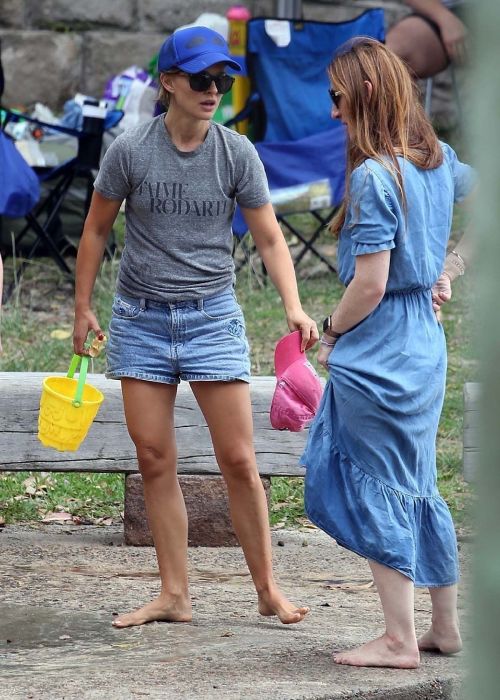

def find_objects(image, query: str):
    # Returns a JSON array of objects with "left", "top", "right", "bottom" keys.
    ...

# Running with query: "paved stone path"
[{"left": 0, "top": 524, "right": 469, "bottom": 699}]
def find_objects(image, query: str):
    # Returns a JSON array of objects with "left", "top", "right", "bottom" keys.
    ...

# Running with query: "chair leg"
[
  {"left": 424, "top": 77, "right": 433, "bottom": 116},
  {"left": 279, "top": 211, "right": 336, "bottom": 274},
  {"left": 3, "top": 169, "right": 77, "bottom": 301},
  {"left": 424, "top": 66, "right": 463, "bottom": 131},
  {"left": 24, "top": 212, "right": 73, "bottom": 274},
  {"left": 449, "top": 63, "right": 463, "bottom": 132}
]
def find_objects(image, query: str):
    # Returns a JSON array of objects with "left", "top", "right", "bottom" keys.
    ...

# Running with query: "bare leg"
[
  {"left": 418, "top": 584, "right": 462, "bottom": 654},
  {"left": 386, "top": 16, "right": 449, "bottom": 79},
  {"left": 191, "top": 380, "right": 309, "bottom": 624},
  {"left": 112, "top": 379, "right": 192, "bottom": 628},
  {"left": 334, "top": 560, "right": 420, "bottom": 668}
]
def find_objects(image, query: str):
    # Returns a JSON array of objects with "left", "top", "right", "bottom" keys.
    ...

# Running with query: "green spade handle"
[{"left": 67, "top": 354, "right": 89, "bottom": 407}]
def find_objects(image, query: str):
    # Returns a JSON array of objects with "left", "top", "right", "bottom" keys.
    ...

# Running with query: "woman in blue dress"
[{"left": 302, "top": 38, "right": 475, "bottom": 668}]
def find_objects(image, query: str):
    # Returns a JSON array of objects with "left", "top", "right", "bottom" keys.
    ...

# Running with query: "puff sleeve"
[
  {"left": 441, "top": 141, "right": 477, "bottom": 203},
  {"left": 347, "top": 164, "right": 398, "bottom": 257}
]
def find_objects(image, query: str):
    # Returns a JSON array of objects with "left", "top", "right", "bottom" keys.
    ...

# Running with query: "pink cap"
[
  {"left": 274, "top": 331, "right": 304, "bottom": 377},
  {"left": 270, "top": 331, "right": 323, "bottom": 432}
]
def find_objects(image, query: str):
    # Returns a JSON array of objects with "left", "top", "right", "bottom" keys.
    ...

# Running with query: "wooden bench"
[{"left": 0, "top": 372, "right": 308, "bottom": 545}]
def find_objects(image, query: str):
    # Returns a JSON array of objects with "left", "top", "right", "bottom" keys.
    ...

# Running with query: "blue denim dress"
[{"left": 302, "top": 143, "right": 475, "bottom": 587}]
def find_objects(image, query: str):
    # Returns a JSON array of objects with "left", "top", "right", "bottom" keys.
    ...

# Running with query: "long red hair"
[{"left": 329, "top": 37, "right": 443, "bottom": 235}]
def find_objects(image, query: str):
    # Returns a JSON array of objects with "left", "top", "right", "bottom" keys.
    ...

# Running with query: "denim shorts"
[{"left": 106, "top": 288, "right": 250, "bottom": 384}]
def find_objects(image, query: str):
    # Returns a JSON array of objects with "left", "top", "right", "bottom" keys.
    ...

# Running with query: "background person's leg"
[
  {"left": 386, "top": 15, "right": 449, "bottom": 79},
  {"left": 113, "top": 378, "right": 192, "bottom": 628},
  {"left": 190, "top": 380, "right": 308, "bottom": 624}
]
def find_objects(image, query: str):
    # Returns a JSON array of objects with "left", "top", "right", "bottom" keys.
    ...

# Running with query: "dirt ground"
[{"left": 0, "top": 523, "right": 471, "bottom": 700}]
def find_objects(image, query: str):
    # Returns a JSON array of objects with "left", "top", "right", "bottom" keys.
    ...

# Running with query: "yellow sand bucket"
[{"left": 38, "top": 354, "right": 104, "bottom": 452}]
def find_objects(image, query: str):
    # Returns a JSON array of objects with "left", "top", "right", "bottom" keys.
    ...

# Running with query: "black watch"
[{"left": 322, "top": 315, "right": 342, "bottom": 338}]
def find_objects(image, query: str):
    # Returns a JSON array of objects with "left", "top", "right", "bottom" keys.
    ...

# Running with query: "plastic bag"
[{"left": 103, "top": 66, "right": 157, "bottom": 131}]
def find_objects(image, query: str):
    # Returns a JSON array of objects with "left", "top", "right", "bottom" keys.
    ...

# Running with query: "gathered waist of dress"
[{"left": 384, "top": 287, "right": 432, "bottom": 297}]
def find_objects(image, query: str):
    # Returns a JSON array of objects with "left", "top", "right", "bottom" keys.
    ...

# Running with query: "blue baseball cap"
[{"left": 157, "top": 26, "right": 241, "bottom": 74}]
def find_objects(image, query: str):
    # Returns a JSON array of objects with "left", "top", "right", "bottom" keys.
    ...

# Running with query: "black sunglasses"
[
  {"left": 182, "top": 71, "right": 235, "bottom": 94},
  {"left": 328, "top": 88, "right": 342, "bottom": 108}
]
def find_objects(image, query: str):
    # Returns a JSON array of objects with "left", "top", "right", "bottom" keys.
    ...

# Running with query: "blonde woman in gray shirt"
[{"left": 72, "top": 26, "right": 318, "bottom": 628}]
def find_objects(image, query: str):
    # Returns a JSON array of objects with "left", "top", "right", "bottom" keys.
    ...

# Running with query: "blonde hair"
[{"left": 329, "top": 37, "right": 443, "bottom": 235}]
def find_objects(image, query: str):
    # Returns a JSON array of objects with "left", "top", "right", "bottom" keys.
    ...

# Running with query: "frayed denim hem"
[
  {"left": 182, "top": 374, "right": 250, "bottom": 383},
  {"left": 105, "top": 371, "right": 180, "bottom": 385}
]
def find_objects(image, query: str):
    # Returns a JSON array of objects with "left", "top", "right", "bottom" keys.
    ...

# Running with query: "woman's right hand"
[
  {"left": 431, "top": 271, "right": 452, "bottom": 313},
  {"left": 73, "top": 308, "right": 103, "bottom": 356},
  {"left": 317, "top": 343, "right": 332, "bottom": 370},
  {"left": 317, "top": 336, "right": 338, "bottom": 370}
]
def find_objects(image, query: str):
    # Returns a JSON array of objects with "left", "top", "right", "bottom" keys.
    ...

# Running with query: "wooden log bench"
[{"left": 0, "top": 372, "right": 309, "bottom": 546}]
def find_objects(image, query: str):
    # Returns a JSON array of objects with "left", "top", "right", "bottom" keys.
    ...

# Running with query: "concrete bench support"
[{"left": 124, "top": 473, "right": 271, "bottom": 547}]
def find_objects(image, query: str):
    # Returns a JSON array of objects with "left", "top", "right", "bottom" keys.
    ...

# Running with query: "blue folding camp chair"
[
  {"left": 230, "top": 9, "right": 385, "bottom": 274},
  {"left": 0, "top": 38, "right": 123, "bottom": 300}
]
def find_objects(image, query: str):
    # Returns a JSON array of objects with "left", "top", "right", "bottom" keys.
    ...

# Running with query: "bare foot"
[
  {"left": 112, "top": 595, "right": 192, "bottom": 628},
  {"left": 258, "top": 587, "right": 309, "bottom": 624},
  {"left": 418, "top": 625, "right": 462, "bottom": 654},
  {"left": 334, "top": 634, "right": 420, "bottom": 668}
]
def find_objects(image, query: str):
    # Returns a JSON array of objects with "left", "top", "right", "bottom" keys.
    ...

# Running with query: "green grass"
[
  {"left": 0, "top": 472, "right": 124, "bottom": 523},
  {"left": 0, "top": 213, "right": 476, "bottom": 529}
]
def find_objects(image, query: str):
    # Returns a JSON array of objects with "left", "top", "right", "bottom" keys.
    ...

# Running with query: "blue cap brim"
[{"left": 179, "top": 54, "right": 242, "bottom": 73}]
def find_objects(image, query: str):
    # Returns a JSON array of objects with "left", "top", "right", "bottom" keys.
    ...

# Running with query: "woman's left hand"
[{"left": 286, "top": 311, "right": 319, "bottom": 351}]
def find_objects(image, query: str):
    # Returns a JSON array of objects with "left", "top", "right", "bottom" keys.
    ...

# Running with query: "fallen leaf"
[
  {"left": 41, "top": 511, "right": 73, "bottom": 523},
  {"left": 23, "top": 476, "right": 37, "bottom": 495},
  {"left": 112, "top": 642, "right": 141, "bottom": 650},
  {"left": 50, "top": 329, "right": 72, "bottom": 340},
  {"left": 324, "top": 579, "right": 375, "bottom": 591}
]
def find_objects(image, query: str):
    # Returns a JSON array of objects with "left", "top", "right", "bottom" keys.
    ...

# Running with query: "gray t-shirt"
[{"left": 94, "top": 116, "right": 270, "bottom": 301}]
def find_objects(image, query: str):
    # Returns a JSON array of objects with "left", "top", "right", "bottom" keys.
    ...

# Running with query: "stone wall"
[
  {"left": 0, "top": 1, "right": 400, "bottom": 109},
  {"left": 0, "top": 0, "right": 455, "bottom": 124}
]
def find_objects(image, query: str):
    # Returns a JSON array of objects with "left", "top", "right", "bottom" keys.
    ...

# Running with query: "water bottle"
[
  {"left": 226, "top": 5, "right": 252, "bottom": 134},
  {"left": 78, "top": 98, "right": 107, "bottom": 170},
  {"left": 226, "top": 5, "right": 251, "bottom": 57}
]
